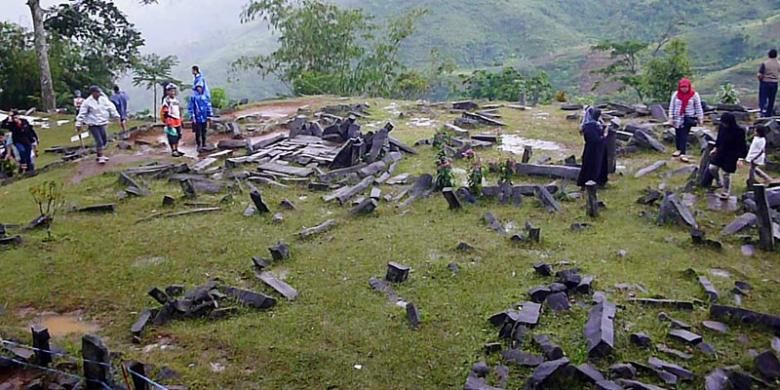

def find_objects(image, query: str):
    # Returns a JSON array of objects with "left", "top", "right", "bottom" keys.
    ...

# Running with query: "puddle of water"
[
  {"left": 34, "top": 314, "right": 100, "bottom": 337},
  {"left": 499, "top": 135, "right": 564, "bottom": 155}
]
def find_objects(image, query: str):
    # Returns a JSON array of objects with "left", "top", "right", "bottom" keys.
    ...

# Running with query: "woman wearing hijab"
[
  {"left": 709, "top": 112, "right": 748, "bottom": 199},
  {"left": 669, "top": 78, "right": 704, "bottom": 160},
  {"left": 577, "top": 108, "right": 609, "bottom": 187}
]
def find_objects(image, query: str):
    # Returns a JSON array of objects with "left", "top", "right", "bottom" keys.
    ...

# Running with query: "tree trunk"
[
  {"left": 27, "top": 0, "right": 56, "bottom": 112},
  {"left": 153, "top": 79, "right": 157, "bottom": 122}
]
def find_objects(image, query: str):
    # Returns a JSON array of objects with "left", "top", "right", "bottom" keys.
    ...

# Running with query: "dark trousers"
[
  {"left": 193, "top": 122, "right": 208, "bottom": 148},
  {"left": 759, "top": 81, "right": 778, "bottom": 117},
  {"left": 14, "top": 143, "right": 33, "bottom": 172},
  {"left": 675, "top": 124, "right": 692, "bottom": 154}
]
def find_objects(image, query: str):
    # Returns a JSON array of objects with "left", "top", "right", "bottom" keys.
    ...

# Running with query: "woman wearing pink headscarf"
[{"left": 669, "top": 78, "right": 704, "bottom": 160}]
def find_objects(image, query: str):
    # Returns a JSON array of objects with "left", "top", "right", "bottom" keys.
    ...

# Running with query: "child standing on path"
[
  {"left": 161, "top": 84, "right": 184, "bottom": 157},
  {"left": 745, "top": 126, "right": 771, "bottom": 186}
]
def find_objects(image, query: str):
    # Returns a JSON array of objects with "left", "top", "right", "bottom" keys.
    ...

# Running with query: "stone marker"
[
  {"left": 386, "top": 262, "right": 410, "bottom": 283},
  {"left": 529, "top": 286, "right": 552, "bottom": 303},
  {"left": 369, "top": 187, "right": 382, "bottom": 200},
  {"left": 83, "top": 335, "right": 112, "bottom": 389},
  {"left": 610, "top": 363, "right": 637, "bottom": 379},
  {"left": 249, "top": 190, "right": 270, "bottom": 214},
  {"left": 31, "top": 325, "right": 51, "bottom": 366},
  {"left": 630, "top": 332, "right": 652, "bottom": 349},
  {"left": 668, "top": 329, "right": 703, "bottom": 345},
  {"left": 406, "top": 303, "right": 421, "bottom": 329},
  {"left": 502, "top": 349, "right": 544, "bottom": 367},
  {"left": 269, "top": 241, "right": 290, "bottom": 261},
  {"left": 648, "top": 356, "right": 694, "bottom": 381},
  {"left": 534, "top": 334, "right": 564, "bottom": 360},
  {"left": 222, "top": 286, "right": 277, "bottom": 309},
  {"left": 351, "top": 198, "right": 378, "bottom": 215},
  {"left": 256, "top": 271, "right": 298, "bottom": 301},
  {"left": 272, "top": 213, "right": 284, "bottom": 224},
  {"left": 754, "top": 185, "right": 776, "bottom": 251},
  {"left": 656, "top": 343, "right": 693, "bottom": 360},
  {"left": 631, "top": 128, "right": 666, "bottom": 152},
  {"left": 534, "top": 262, "right": 553, "bottom": 276},
  {"left": 545, "top": 292, "right": 571, "bottom": 312},
  {"left": 755, "top": 350, "right": 780, "bottom": 380},
  {"left": 442, "top": 187, "right": 462, "bottom": 210},
  {"left": 697, "top": 275, "right": 720, "bottom": 302},
  {"left": 555, "top": 269, "right": 582, "bottom": 288},
  {"left": 585, "top": 181, "right": 599, "bottom": 217},
  {"left": 658, "top": 192, "right": 698, "bottom": 229},
  {"left": 299, "top": 219, "right": 337, "bottom": 239},
  {"left": 130, "top": 309, "right": 156, "bottom": 342},
  {"left": 585, "top": 300, "right": 616, "bottom": 358},
  {"left": 280, "top": 199, "right": 296, "bottom": 210},
  {"left": 178, "top": 178, "right": 198, "bottom": 199}
]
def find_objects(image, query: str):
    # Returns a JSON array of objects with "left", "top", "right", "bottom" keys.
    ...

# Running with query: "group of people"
[
  {"left": 577, "top": 63, "right": 773, "bottom": 199},
  {"left": 160, "top": 66, "right": 214, "bottom": 157},
  {"left": 1, "top": 110, "right": 39, "bottom": 175}
]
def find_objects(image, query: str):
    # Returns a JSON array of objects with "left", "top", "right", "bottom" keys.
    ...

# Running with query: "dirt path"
[
  {"left": 226, "top": 97, "right": 322, "bottom": 120},
  {"left": 69, "top": 152, "right": 171, "bottom": 185}
]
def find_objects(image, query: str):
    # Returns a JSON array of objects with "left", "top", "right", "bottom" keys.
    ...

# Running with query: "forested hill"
[{"left": 182, "top": 0, "right": 780, "bottom": 102}]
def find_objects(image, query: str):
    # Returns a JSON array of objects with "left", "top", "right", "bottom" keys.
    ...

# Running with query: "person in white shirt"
[
  {"left": 76, "top": 86, "right": 120, "bottom": 164},
  {"left": 668, "top": 78, "right": 704, "bottom": 160},
  {"left": 744, "top": 126, "right": 771, "bottom": 186}
]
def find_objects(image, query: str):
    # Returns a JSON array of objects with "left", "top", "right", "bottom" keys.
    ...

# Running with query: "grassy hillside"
[{"left": 1, "top": 97, "right": 779, "bottom": 388}]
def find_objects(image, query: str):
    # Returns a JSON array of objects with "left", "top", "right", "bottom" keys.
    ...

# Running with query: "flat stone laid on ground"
[
  {"left": 299, "top": 219, "right": 337, "bottom": 239},
  {"left": 656, "top": 343, "right": 693, "bottom": 360},
  {"left": 635, "top": 160, "right": 667, "bottom": 178},
  {"left": 658, "top": 311, "right": 691, "bottom": 329},
  {"left": 441, "top": 187, "right": 462, "bottom": 209},
  {"left": 648, "top": 356, "right": 695, "bottom": 381},
  {"left": 529, "top": 286, "right": 552, "bottom": 303},
  {"left": 697, "top": 342, "right": 718, "bottom": 357},
  {"left": 702, "top": 320, "right": 729, "bottom": 334},
  {"left": 256, "top": 271, "right": 298, "bottom": 301},
  {"left": 629, "top": 298, "right": 695, "bottom": 311},
  {"left": 222, "top": 286, "right": 277, "bottom": 310},
  {"left": 533, "top": 262, "right": 553, "bottom": 276},
  {"left": 575, "top": 363, "right": 606, "bottom": 384},
  {"left": 616, "top": 379, "right": 667, "bottom": 390},
  {"left": 668, "top": 329, "right": 703, "bottom": 345},
  {"left": 350, "top": 198, "right": 378, "bottom": 215}
]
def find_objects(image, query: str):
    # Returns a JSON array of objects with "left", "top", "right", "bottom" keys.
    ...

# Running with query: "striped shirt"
[{"left": 669, "top": 91, "right": 704, "bottom": 128}]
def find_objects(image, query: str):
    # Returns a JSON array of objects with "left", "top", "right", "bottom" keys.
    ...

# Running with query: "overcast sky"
[{"left": 2, "top": 0, "right": 250, "bottom": 53}]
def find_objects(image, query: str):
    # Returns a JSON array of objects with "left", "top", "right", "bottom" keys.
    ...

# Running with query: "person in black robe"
[
  {"left": 709, "top": 112, "right": 748, "bottom": 199},
  {"left": 577, "top": 108, "right": 608, "bottom": 187}
]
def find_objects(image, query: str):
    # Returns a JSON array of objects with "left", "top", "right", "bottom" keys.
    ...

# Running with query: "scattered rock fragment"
[
  {"left": 545, "top": 292, "right": 570, "bottom": 312},
  {"left": 533, "top": 262, "right": 553, "bottom": 277},
  {"left": 525, "top": 357, "right": 570, "bottom": 389},
  {"left": 502, "top": 349, "right": 544, "bottom": 367},
  {"left": 702, "top": 320, "right": 729, "bottom": 334},
  {"left": 630, "top": 332, "right": 652, "bottom": 349},
  {"left": 534, "top": 334, "right": 564, "bottom": 360},
  {"left": 656, "top": 343, "right": 693, "bottom": 360},
  {"left": 585, "top": 299, "right": 616, "bottom": 358},
  {"left": 268, "top": 241, "right": 290, "bottom": 261},
  {"left": 406, "top": 303, "right": 420, "bottom": 329},
  {"left": 648, "top": 356, "right": 694, "bottom": 381},
  {"left": 609, "top": 363, "right": 637, "bottom": 379},
  {"left": 668, "top": 329, "right": 703, "bottom": 345},
  {"left": 755, "top": 350, "right": 780, "bottom": 380}
]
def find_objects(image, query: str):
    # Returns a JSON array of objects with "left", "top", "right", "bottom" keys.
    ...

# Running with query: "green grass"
[{"left": 1, "top": 97, "right": 779, "bottom": 389}]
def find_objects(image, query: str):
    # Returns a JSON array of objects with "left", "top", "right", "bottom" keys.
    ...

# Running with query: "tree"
[
  {"left": 132, "top": 54, "right": 179, "bottom": 121},
  {"left": 462, "top": 67, "right": 553, "bottom": 104},
  {"left": 45, "top": 0, "right": 144, "bottom": 75},
  {"left": 235, "top": 0, "right": 426, "bottom": 98},
  {"left": 643, "top": 39, "right": 692, "bottom": 102},
  {"left": 0, "top": 22, "right": 39, "bottom": 109},
  {"left": 591, "top": 40, "right": 648, "bottom": 101},
  {"left": 27, "top": 0, "right": 56, "bottom": 112}
]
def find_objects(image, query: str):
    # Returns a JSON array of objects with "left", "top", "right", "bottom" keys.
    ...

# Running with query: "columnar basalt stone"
[
  {"left": 299, "top": 219, "right": 337, "bottom": 239},
  {"left": 609, "top": 363, "right": 637, "bottom": 379},
  {"left": 406, "top": 303, "right": 421, "bottom": 330},
  {"left": 82, "top": 335, "right": 112, "bottom": 390},
  {"left": 386, "top": 262, "right": 410, "bottom": 283},
  {"left": 269, "top": 241, "right": 290, "bottom": 261},
  {"left": 442, "top": 187, "right": 462, "bottom": 209},
  {"left": 534, "top": 334, "right": 564, "bottom": 360},
  {"left": 534, "top": 263, "right": 553, "bottom": 276},
  {"left": 668, "top": 329, "right": 703, "bottom": 345},
  {"left": 630, "top": 332, "right": 652, "bottom": 349},
  {"left": 250, "top": 190, "right": 270, "bottom": 214},
  {"left": 222, "top": 286, "right": 277, "bottom": 309},
  {"left": 585, "top": 181, "right": 600, "bottom": 217},
  {"left": 754, "top": 185, "right": 776, "bottom": 251},
  {"left": 256, "top": 271, "right": 299, "bottom": 301},
  {"left": 180, "top": 178, "right": 197, "bottom": 199},
  {"left": 525, "top": 357, "right": 570, "bottom": 389},
  {"left": 585, "top": 300, "right": 616, "bottom": 358},
  {"left": 629, "top": 298, "right": 695, "bottom": 310}
]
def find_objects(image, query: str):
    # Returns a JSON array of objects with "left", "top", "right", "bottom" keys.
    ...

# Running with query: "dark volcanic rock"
[
  {"left": 534, "top": 334, "right": 564, "bottom": 360},
  {"left": 668, "top": 329, "right": 703, "bottom": 345},
  {"left": 609, "top": 363, "right": 637, "bottom": 379},
  {"left": 576, "top": 363, "right": 605, "bottom": 383},
  {"left": 386, "top": 262, "right": 410, "bottom": 283},
  {"left": 585, "top": 300, "right": 616, "bottom": 358},
  {"left": 545, "top": 292, "right": 571, "bottom": 312},
  {"left": 525, "top": 357, "right": 570, "bottom": 389},
  {"left": 755, "top": 350, "right": 780, "bottom": 380},
  {"left": 533, "top": 262, "right": 553, "bottom": 276},
  {"left": 502, "top": 349, "right": 544, "bottom": 367}
]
